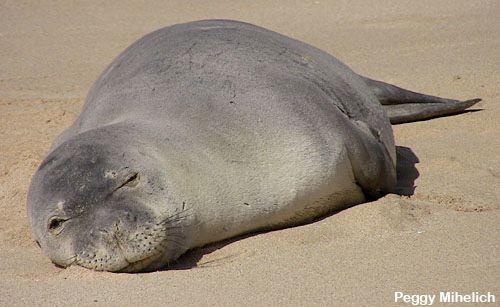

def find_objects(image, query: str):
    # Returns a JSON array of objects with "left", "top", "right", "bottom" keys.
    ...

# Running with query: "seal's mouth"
[
  {"left": 116, "top": 252, "right": 164, "bottom": 273},
  {"left": 71, "top": 231, "right": 170, "bottom": 272},
  {"left": 72, "top": 237, "right": 169, "bottom": 272},
  {"left": 68, "top": 210, "right": 192, "bottom": 272}
]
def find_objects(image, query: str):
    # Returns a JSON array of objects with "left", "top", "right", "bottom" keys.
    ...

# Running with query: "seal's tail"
[{"left": 362, "top": 77, "right": 481, "bottom": 124}]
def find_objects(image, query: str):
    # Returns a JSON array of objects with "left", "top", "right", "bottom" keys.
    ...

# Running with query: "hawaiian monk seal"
[{"left": 27, "top": 20, "right": 480, "bottom": 272}]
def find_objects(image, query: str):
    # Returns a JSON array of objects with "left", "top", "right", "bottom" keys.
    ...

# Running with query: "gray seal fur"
[{"left": 27, "top": 20, "right": 479, "bottom": 272}]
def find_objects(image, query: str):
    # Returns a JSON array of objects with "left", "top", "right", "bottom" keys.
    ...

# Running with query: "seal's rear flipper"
[
  {"left": 383, "top": 99, "right": 481, "bottom": 124},
  {"left": 362, "top": 77, "right": 481, "bottom": 124}
]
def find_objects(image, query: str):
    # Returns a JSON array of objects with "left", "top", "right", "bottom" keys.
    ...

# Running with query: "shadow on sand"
[{"left": 394, "top": 146, "right": 419, "bottom": 196}]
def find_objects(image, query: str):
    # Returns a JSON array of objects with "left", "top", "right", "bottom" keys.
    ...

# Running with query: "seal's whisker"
[
  {"left": 163, "top": 233, "right": 186, "bottom": 241},
  {"left": 164, "top": 238, "right": 187, "bottom": 249},
  {"left": 158, "top": 209, "right": 194, "bottom": 225}
]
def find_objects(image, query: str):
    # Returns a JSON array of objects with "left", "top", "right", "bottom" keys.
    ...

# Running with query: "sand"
[{"left": 1, "top": 1, "right": 499, "bottom": 306}]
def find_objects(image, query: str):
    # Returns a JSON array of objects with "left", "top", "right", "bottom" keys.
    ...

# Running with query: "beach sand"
[{"left": 1, "top": 1, "right": 498, "bottom": 305}]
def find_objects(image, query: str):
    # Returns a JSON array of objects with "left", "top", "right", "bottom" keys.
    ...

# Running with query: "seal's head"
[{"left": 27, "top": 125, "right": 191, "bottom": 272}]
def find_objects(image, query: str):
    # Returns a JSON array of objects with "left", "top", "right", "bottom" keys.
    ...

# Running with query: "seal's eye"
[
  {"left": 47, "top": 217, "right": 67, "bottom": 234},
  {"left": 116, "top": 172, "right": 140, "bottom": 189},
  {"left": 123, "top": 172, "right": 139, "bottom": 187}
]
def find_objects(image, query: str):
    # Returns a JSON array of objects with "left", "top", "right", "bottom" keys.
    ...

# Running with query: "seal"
[{"left": 27, "top": 20, "right": 480, "bottom": 272}]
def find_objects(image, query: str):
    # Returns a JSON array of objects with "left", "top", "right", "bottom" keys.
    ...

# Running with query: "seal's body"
[{"left": 27, "top": 20, "right": 479, "bottom": 272}]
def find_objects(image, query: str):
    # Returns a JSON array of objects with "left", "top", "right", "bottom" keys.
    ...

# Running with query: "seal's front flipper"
[{"left": 362, "top": 77, "right": 481, "bottom": 124}]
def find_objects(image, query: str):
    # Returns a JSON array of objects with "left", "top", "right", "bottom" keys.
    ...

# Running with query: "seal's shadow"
[
  {"left": 165, "top": 146, "right": 420, "bottom": 271},
  {"left": 394, "top": 146, "right": 419, "bottom": 196},
  {"left": 168, "top": 235, "right": 254, "bottom": 271}
]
